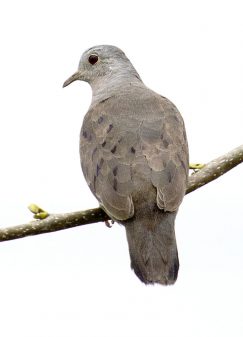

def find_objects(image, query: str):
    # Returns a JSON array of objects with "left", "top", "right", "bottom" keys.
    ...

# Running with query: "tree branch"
[
  {"left": 186, "top": 144, "right": 243, "bottom": 193},
  {"left": 0, "top": 145, "right": 242, "bottom": 243}
]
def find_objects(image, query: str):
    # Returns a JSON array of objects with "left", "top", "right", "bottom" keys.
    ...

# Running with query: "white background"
[{"left": 0, "top": 1, "right": 242, "bottom": 336}]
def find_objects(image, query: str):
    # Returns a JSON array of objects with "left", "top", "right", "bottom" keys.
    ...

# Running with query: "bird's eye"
[{"left": 88, "top": 54, "right": 99, "bottom": 65}]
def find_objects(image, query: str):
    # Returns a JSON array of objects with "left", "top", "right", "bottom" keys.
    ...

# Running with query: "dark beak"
[{"left": 63, "top": 71, "right": 80, "bottom": 88}]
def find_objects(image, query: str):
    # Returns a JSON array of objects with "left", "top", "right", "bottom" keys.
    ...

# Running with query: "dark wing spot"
[
  {"left": 102, "top": 141, "right": 106, "bottom": 147},
  {"left": 130, "top": 146, "right": 136, "bottom": 154},
  {"left": 167, "top": 170, "right": 172, "bottom": 183},
  {"left": 96, "top": 164, "right": 100, "bottom": 177},
  {"left": 96, "top": 158, "right": 104, "bottom": 176},
  {"left": 107, "top": 124, "right": 113, "bottom": 133},
  {"left": 100, "top": 97, "right": 111, "bottom": 104},
  {"left": 113, "top": 178, "right": 118, "bottom": 191},
  {"left": 113, "top": 166, "right": 118, "bottom": 176},
  {"left": 82, "top": 130, "right": 87, "bottom": 138},
  {"left": 93, "top": 175, "right": 97, "bottom": 191},
  {"left": 111, "top": 145, "right": 117, "bottom": 154},
  {"left": 98, "top": 116, "right": 104, "bottom": 124}
]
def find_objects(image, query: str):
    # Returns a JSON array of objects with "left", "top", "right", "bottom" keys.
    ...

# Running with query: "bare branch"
[
  {"left": 0, "top": 208, "right": 109, "bottom": 242},
  {"left": 186, "top": 144, "right": 243, "bottom": 193},
  {"left": 0, "top": 145, "right": 242, "bottom": 243}
]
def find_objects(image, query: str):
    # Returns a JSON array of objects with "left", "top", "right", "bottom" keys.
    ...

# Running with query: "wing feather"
[{"left": 80, "top": 90, "right": 188, "bottom": 220}]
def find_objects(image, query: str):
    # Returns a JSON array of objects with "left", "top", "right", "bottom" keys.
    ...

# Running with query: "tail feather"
[{"left": 124, "top": 211, "right": 179, "bottom": 285}]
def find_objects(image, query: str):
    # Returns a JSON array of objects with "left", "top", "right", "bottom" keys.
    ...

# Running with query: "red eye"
[{"left": 88, "top": 54, "right": 99, "bottom": 65}]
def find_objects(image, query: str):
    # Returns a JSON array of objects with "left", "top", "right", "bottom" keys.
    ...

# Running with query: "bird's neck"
[{"left": 90, "top": 71, "right": 144, "bottom": 106}]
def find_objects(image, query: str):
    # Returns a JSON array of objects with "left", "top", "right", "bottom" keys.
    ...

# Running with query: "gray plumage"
[{"left": 63, "top": 45, "right": 189, "bottom": 285}]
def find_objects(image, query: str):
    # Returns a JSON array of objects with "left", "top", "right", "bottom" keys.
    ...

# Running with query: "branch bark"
[{"left": 0, "top": 145, "right": 242, "bottom": 243}]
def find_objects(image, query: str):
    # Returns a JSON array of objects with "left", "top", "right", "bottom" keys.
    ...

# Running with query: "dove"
[{"left": 63, "top": 45, "right": 189, "bottom": 285}]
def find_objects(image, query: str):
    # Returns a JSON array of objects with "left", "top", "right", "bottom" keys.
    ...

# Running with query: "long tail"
[{"left": 124, "top": 210, "right": 179, "bottom": 285}]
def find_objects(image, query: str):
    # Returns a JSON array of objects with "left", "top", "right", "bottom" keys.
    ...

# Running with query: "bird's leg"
[
  {"left": 105, "top": 220, "right": 114, "bottom": 228},
  {"left": 28, "top": 204, "right": 49, "bottom": 219}
]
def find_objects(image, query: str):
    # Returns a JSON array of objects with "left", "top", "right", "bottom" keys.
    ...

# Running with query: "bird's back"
[{"left": 80, "top": 85, "right": 188, "bottom": 218}]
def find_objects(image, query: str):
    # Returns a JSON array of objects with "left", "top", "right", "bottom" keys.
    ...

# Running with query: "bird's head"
[{"left": 63, "top": 45, "right": 141, "bottom": 88}]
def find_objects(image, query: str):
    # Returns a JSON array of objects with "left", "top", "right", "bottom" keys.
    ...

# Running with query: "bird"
[{"left": 63, "top": 45, "right": 189, "bottom": 285}]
